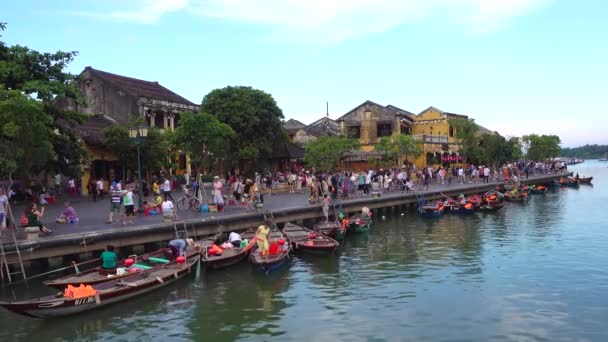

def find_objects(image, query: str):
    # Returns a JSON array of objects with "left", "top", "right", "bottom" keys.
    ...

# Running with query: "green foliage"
[
  {"left": 508, "top": 137, "right": 523, "bottom": 160},
  {"left": 561, "top": 144, "right": 608, "bottom": 159},
  {"left": 0, "top": 23, "right": 84, "bottom": 180},
  {"left": 522, "top": 134, "right": 561, "bottom": 160},
  {"left": 171, "top": 111, "right": 235, "bottom": 174},
  {"left": 479, "top": 134, "right": 513, "bottom": 168},
  {"left": 448, "top": 118, "right": 481, "bottom": 164},
  {"left": 200, "top": 86, "right": 286, "bottom": 171},
  {"left": 0, "top": 90, "right": 55, "bottom": 178},
  {"left": 375, "top": 134, "right": 421, "bottom": 165},
  {"left": 303, "top": 136, "right": 360, "bottom": 171}
]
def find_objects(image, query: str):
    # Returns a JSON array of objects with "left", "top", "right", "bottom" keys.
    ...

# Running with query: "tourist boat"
[
  {"left": 313, "top": 220, "right": 346, "bottom": 241},
  {"left": 248, "top": 230, "right": 292, "bottom": 273},
  {"left": 417, "top": 204, "right": 444, "bottom": 218},
  {"left": 566, "top": 179, "right": 580, "bottom": 188},
  {"left": 504, "top": 192, "right": 528, "bottom": 202},
  {"left": 200, "top": 236, "right": 251, "bottom": 270},
  {"left": 347, "top": 217, "right": 372, "bottom": 233},
  {"left": 0, "top": 256, "right": 200, "bottom": 319},
  {"left": 530, "top": 185, "right": 548, "bottom": 194},
  {"left": 478, "top": 202, "right": 506, "bottom": 212},
  {"left": 43, "top": 244, "right": 201, "bottom": 290},
  {"left": 282, "top": 222, "right": 339, "bottom": 255},
  {"left": 577, "top": 176, "right": 593, "bottom": 184}
]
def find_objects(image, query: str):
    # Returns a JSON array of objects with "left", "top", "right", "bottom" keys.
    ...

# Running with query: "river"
[{"left": 1, "top": 160, "right": 607, "bottom": 341}]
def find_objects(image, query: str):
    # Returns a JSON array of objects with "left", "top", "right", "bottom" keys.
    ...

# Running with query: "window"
[
  {"left": 347, "top": 126, "right": 361, "bottom": 139},
  {"left": 401, "top": 125, "right": 412, "bottom": 135},
  {"left": 449, "top": 125, "right": 454, "bottom": 138},
  {"left": 377, "top": 123, "right": 392, "bottom": 137}
]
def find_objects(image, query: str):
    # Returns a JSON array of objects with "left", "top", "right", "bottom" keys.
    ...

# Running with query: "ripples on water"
[{"left": 1, "top": 162, "right": 608, "bottom": 341}]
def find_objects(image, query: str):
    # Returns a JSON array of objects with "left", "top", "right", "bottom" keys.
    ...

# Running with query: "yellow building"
[
  {"left": 336, "top": 101, "right": 414, "bottom": 169},
  {"left": 411, "top": 106, "right": 468, "bottom": 168}
]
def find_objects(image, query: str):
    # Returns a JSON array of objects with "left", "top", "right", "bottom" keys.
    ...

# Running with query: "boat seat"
[
  {"left": 147, "top": 257, "right": 170, "bottom": 264},
  {"left": 132, "top": 263, "right": 153, "bottom": 270}
]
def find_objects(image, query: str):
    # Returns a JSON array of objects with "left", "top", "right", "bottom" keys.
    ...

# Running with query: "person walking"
[
  {"left": 107, "top": 183, "right": 122, "bottom": 224},
  {"left": 163, "top": 177, "right": 174, "bottom": 201},
  {"left": 213, "top": 176, "right": 224, "bottom": 211},
  {"left": 97, "top": 178, "right": 105, "bottom": 200},
  {"left": 0, "top": 188, "right": 8, "bottom": 229},
  {"left": 68, "top": 177, "right": 77, "bottom": 197},
  {"left": 122, "top": 184, "right": 135, "bottom": 225}
]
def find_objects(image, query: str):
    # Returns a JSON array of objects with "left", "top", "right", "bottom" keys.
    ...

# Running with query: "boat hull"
[{"left": 0, "top": 258, "right": 199, "bottom": 319}]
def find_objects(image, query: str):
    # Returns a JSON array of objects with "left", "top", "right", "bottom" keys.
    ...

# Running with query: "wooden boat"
[
  {"left": 313, "top": 221, "right": 346, "bottom": 241},
  {"left": 566, "top": 179, "right": 580, "bottom": 188},
  {"left": 478, "top": 202, "right": 506, "bottom": 212},
  {"left": 417, "top": 204, "right": 443, "bottom": 218},
  {"left": 442, "top": 201, "right": 475, "bottom": 214},
  {"left": 44, "top": 244, "right": 201, "bottom": 290},
  {"left": 283, "top": 222, "right": 339, "bottom": 255},
  {"left": 504, "top": 192, "right": 528, "bottom": 202},
  {"left": 577, "top": 176, "right": 593, "bottom": 184},
  {"left": 248, "top": 230, "right": 292, "bottom": 273},
  {"left": 0, "top": 256, "right": 199, "bottom": 319},
  {"left": 348, "top": 217, "right": 372, "bottom": 233},
  {"left": 200, "top": 236, "right": 251, "bottom": 271},
  {"left": 530, "top": 186, "right": 548, "bottom": 194}
]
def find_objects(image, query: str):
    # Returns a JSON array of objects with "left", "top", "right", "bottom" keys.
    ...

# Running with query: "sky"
[{"left": 2, "top": 0, "right": 607, "bottom": 147}]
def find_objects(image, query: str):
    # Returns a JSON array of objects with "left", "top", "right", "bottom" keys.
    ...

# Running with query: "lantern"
[
  {"left": 176, "top": 256, "right": 186, "bottom": 264},
  {"left": 124, "top": 258, "right": 135, "bottom": 268}
]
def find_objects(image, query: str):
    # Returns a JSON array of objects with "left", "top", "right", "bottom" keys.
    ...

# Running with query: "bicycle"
[{"left": 176, "top": 187, "right": 201, "bottom": 212}]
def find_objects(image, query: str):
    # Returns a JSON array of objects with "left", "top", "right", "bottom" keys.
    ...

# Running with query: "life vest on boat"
[
  {"left": 64, "top": 284, "right": 97, "bottom": 298},
  {"left": 340, "top": 218, "right": 349, "bottom": 231},
  {"left": 208, "top": 244, "right": 223, "bottom": 255},
  {"left": 464, "top": 203, "right": 473, "bottom": 209}
]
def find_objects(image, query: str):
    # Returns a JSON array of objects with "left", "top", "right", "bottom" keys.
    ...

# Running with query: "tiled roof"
[
  {"left": 271, "top": 141, "right": 305, "bottom": 160},
  {"left": 85, "top": 67, "right": 196, "bottom": 105},
  {"left": 58, "top": 115, "right": 117, "bottom": 146}
]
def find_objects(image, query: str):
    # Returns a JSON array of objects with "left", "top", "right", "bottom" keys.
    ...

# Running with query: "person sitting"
[
  {"left": 100, "top": 245, "right": 117, "bottom": 271},
  {"left": 360, "top": 207, "right": 372, "bottom": 223},
  {"left": 168, "top": 238, "right": 194, "bottom": 260},
  {"left": 24, "top": 203, "right": 52, "bottom": 233},
  {"left": 228, "top": 231, "right": 242, "bottom": 248},
  {"left": 56, "top": 201, "right": 79, "bottom": 224},
  {"left": 162, "top": 198, "right": 177, "bottom": 221}
]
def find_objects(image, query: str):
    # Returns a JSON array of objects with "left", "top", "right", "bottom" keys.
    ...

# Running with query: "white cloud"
[{"left": 81, "top": 0, "right": 551, "bottom": 41}]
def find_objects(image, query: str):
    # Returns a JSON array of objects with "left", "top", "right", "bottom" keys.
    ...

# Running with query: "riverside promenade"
[{"left": 1, "top": 172, "right": 567, "bottom": 264}]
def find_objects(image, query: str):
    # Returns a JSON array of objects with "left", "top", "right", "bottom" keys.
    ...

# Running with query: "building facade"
[{"left": 58, "top": 67, "right": 199, "bottom": 192}]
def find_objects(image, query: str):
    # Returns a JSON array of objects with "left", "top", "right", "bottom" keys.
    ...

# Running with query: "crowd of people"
[{"left": 0, "top": 159, "right": 568, "bottom": 233}]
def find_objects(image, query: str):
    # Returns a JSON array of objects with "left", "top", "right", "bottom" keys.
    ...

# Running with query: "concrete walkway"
[{"left": 2, "top": 173, "right": 564, "bottom": 242}]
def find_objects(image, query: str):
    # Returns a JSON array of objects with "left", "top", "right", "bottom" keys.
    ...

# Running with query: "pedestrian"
[
  {"left": 0, "top": 188, "right": 8, "bottom": 229},
  {"left": 68, "top": 177, "right": 77, "bottom": 197},
  {"left": 162, "top": 197, "right": 177, "bottom": 221},
  {"left": 88, "top": 178, "right": 97, "bottom": 202},
  {"left": 213, "top": 176, "right": 224, "bottom": 211},
  {"left": 121, "top": 184, "right": 135, "bottom": 225},
  {"left": 97, "top": 178, "right": 105, "bottom": 200},
  {"left": 107, "top": 182, "right": 122, "bottom": 224},
  {"left": 163, "top": 177, "right": 174, "bottom": 201}
]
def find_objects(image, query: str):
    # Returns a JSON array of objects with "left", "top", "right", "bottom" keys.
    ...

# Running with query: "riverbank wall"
[{"left": 0, "top": 173, "right": 566, "bottom": 275}]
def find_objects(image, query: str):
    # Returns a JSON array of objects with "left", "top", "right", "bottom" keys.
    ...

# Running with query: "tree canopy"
[
  {"left": 200, "top": 86, "right": 286, "bottom": 172},
  {"left": 522, "top": 134, "right": 561, "bottom": 161},
  {"left": 560, "top": 144, "right": 608, "bottom": 159},
  {"left": 303, "top": 136, "right": 360, "bottom": 171},
  {"left": 375, "top": 133, "right": 421, "bottom": 166},
  {"left": 171, "top": 111, "right": 235, "bottom": 175},
  {"left": 0, "top": 23, "right": 86, "bottom": 181}
]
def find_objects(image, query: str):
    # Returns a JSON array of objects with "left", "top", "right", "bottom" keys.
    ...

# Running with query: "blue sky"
[{"left": 3, "top": 0, "right": 607, "bottom": 147}]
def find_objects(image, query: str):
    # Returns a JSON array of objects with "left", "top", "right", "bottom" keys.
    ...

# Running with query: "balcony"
[{"left": 413, "top": 134, "right": 448, "bottom": 143}]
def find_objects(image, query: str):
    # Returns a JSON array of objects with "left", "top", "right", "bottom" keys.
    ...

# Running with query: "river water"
[{"left": 1, "top": 161, "right": 607, "bottom": 341}]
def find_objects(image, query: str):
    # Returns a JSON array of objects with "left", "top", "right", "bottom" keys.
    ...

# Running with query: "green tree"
[
  {"left": 561, "top": 144, "right": 608, "bottom": 159},
  {"left": 303, "top": 136, "right": 360, "bottom": 171},
  {"left": 375, "top": 133, "right": 421, "bottom": 166},
  {"left": 200, "top": 86, "right": 286, "bottom": 172},
  {"left": 448, "top": 118, "right": 481, "bottom": 164},
  {"left": 508, "top": 137, "right": 523, "bottom": 160},
  {"left": 0, "top": 23, "right": 86, "bottom": 182},
  {"left": 479, "top": 134, "right": 513, "bottom": 168},
  {"left": 172, "top": 111, "right": 235, "bottom": 175},
  {"left": 522, "top": 134, "right": 561, "bottom": 160},
  {"left": 0, "top": 89, "right": 54, "bottom": 181}
]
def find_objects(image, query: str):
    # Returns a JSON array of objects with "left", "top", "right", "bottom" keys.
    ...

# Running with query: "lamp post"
[{"left": 129, "top": 124, "right": 148, "bottom": 212}]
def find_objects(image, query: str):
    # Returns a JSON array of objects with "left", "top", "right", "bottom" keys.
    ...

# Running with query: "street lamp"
[{"left": 129, "top": 123, "right": 149, "bottom": 212}]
